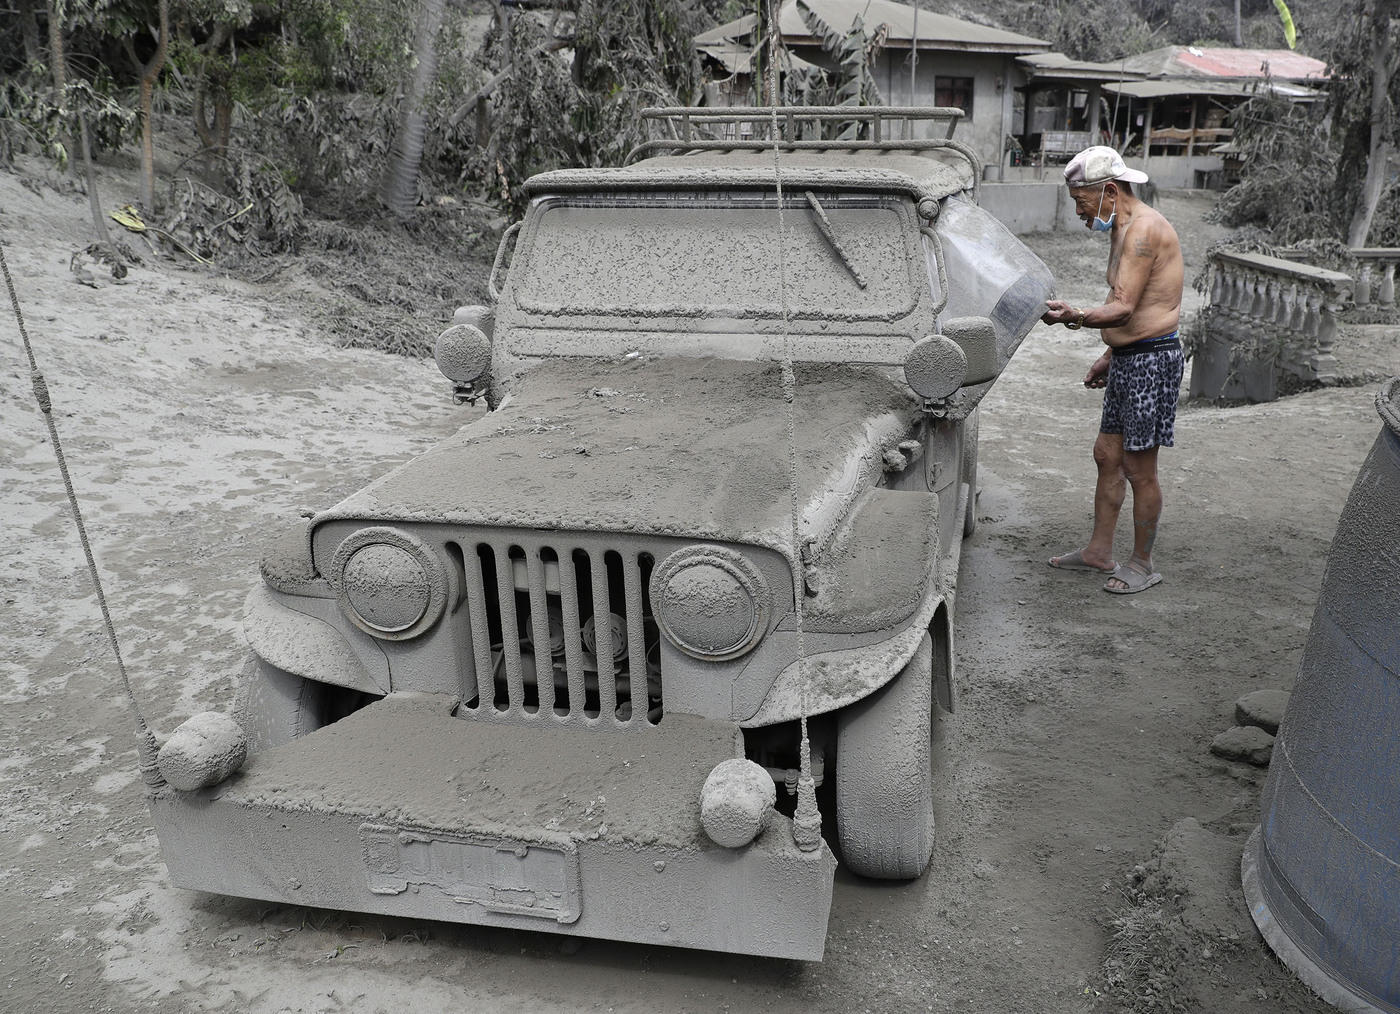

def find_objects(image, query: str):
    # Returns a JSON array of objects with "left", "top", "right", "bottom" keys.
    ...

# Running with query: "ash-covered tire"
[
  {"left": 234, "top": 657, "right": 375, "bottom": 755},
  {"left": 835, "top": 632, "right": 935, "bottom": 879},
  {"left": 962, "top": 407, "right": 980, "bottom": 539}
]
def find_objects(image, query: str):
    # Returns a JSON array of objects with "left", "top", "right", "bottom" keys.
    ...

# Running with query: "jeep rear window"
[{"left": 514, "top": 194, "right": 919, "bottom": 320}]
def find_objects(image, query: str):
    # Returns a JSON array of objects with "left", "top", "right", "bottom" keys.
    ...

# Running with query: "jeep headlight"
[
  {"left": 330, "top": 527, "right": 447, "bottom": 640},
  {"left": 650, "top": 546, "right": 768, "bottom": 661}
]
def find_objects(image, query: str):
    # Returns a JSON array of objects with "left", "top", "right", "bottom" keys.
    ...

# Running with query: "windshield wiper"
[{"left": 804, "top": 191, "right": 868, "bottom": 290}]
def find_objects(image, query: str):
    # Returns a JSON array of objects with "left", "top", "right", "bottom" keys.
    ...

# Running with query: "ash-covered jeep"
[{"left": 149, "top": 107, "right": 1053, "bottom": 961}]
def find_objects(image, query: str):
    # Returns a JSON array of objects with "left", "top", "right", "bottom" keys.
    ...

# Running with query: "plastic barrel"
[{"left": 1243, "top": 376, "right": 1400, "bottom": 1013}]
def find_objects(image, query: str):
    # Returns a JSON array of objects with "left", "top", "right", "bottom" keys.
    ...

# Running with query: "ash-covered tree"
[
  {"left": 1212, "top": 86, "right": 1336, "bottom": 242},
  {"left": 471, "top": 0, "right": 700, "bottom": 214},
  {"left": 100, "top": 0, "right": 170, "bottom": 211},
  {"left": 379, "top": 0, "right": 447, "bottom": 219},
  {"left": 1321, "top": 0, "right": 1400, "bottom": 246},
  {"left": 1211, "top": 0, "right": 1399, "bottom": 248},
  {"left": 1009, "top": 0, "right": 1157, "bottom": 62},
  {"left": 796, "top": 0, "right": 888, "bottom": 113}
]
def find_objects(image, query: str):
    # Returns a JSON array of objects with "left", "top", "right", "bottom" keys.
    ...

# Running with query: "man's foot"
[
  {"left": 1048, "top": 548, "right": 1115, "bottom": 574},
  {"left": 1104, "top": 560, "right": 1163, "bottom": 594}
]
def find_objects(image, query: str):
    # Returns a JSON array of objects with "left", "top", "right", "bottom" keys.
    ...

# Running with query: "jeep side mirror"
[
  {"left": 903, "top": 335, "right": 967, "bottom": 401},
  {"left": 942, "top": 316, "right": 999, "bottom": 386}
]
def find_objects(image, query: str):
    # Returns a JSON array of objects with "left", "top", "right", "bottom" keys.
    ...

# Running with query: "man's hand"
[
  {"left": 1085, "top": 352, "right": 1111, "bottom": 389},
  {"left": 1042, "top": 299, "right": 1077, "bottom": 326}
]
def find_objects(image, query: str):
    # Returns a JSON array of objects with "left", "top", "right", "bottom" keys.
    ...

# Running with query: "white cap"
[{"left": 1064, "top": 146, "right": 1149, "bottom": 188}]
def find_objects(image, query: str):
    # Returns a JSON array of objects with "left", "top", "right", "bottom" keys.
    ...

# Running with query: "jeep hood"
[{"left": 314, "top": 357, "right": 913, "bottom": 563}]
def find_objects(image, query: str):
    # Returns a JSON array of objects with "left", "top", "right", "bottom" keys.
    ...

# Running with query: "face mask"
[{"left": 1091, "top": 187, "right": 1115, "bottom": 232}]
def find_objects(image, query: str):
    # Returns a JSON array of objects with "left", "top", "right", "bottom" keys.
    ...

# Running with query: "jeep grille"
[{"left": 454, "top": 534, "right": 663, "bottom": 727}]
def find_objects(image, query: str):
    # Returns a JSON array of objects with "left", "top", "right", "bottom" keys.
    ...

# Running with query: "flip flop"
[
  {"left": 1048, "top": 549, "right": 1115, "bottom": 574},
  {"left": 1104, "top": 561, "right": 1163, "bottom": 594}
]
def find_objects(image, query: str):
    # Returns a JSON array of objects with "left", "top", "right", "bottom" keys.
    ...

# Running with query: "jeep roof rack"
[
  {"left": 639, "top": 105, "right": 965, "bottom": 141},
  {"left": 625, "top": 107, "right": 979, "bottom": 179}
]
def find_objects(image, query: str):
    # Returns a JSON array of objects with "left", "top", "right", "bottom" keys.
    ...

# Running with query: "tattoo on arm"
[{"left": 1133, "top": 236, "right": 1153, "bottom": 258}]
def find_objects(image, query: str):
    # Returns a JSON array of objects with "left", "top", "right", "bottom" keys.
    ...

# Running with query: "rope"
[
  {"left": 765, "top": 0, "right": 822, "bottom": 852},
  {"left": 0, "top": 238, "right": 166, "bottom": 788}
]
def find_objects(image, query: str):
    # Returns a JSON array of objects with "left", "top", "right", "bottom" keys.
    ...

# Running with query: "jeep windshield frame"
[{"left": 509, "top": 191, "right": 924, "bottom": 326}]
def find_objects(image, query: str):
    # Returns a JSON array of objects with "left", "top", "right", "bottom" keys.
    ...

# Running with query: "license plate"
[{"left": 360, "top": 823, "right": 581, "bottom": 923}]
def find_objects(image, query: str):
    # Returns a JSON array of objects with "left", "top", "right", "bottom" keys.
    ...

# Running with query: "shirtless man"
[{"left": 1041, "top": 146, "right": 1185, "bottom": 594}]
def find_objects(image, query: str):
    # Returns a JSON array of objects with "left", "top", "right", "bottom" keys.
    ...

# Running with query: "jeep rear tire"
[
  {"left": 835, "top": 633, "right": 935, "bottom": 879},
  {"left": 234, "top": 658, "right": 376, "bottom": 755}
]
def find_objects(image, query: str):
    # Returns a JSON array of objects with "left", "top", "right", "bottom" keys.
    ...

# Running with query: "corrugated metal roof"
[
  {"left": 1017, "top": 53, "right": 1148, "bottom": 82},
  {"left": 1102, "top": 79, "right": 1323, "bottom": 100},
  {"left": 694, "top": 14, "right": 756, "bottom": 47},
  {"left": 697, "top": 0, "right": 1050, "bottom": 54},
  {"left": 1122, "top": 46, "right": 1327, "bottom": 81},
  {"left": 698, "top": 43, "right": 818, "bottom": 76}
]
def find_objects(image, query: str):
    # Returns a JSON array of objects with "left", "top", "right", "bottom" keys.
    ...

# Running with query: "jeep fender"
[
  {"left": 242, "top": 585, "right": 389, "bottom": 697},
  {"left": 742, "top": 582, "right": 954, "bottom": 727}
]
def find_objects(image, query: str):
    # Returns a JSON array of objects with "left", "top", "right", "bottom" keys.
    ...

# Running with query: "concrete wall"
[
  {"left": 977, "top": 182, "right": 1081, "bottom": 235},
  {"left": 981, "top": 151, "right": 1226, "bottom": 191},
  {"left": 1135, "top": 154, "right": 1224, "bottom": 189}
]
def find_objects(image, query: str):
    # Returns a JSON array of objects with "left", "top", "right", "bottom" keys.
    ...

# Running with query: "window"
[
  {"left": 518, "top": 194, "right": 919, "bottom": 320},
  {"left": 935, "top": 76, "right": 974, "bottom": 116}
]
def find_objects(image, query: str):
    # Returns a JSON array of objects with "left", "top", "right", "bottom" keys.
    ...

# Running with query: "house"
[
  {"left": 694, "top": 0, "right": 1052, "bottom": 180},
  {"left": 690, "top": 9, "right": 1332, "bottom": 229},
  {"left": 1012, "top": 53, "right": 1149, "bottom": 173},
  {"left": 1100, "top": 46, "right": 1329, "bottom": 188}
]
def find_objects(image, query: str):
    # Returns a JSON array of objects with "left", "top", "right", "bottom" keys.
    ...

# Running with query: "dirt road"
[{"left": 1, "top": 170, "right": 1385, "bottom": 1012}]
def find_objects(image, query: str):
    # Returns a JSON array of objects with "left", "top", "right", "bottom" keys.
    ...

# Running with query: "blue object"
[{"left": 1243, "top": 376, "right": 1400, "bottom": 1013}]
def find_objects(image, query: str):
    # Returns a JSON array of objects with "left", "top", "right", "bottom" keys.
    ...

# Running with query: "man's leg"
[
  {"left": 1106, "top": 445, "right": 1162, "bottom": 591},
  {"left": 1051, "top": 431, "right": 1124, "bottom": 571},
  {"left": 1087, "top": 431, "right": 1127, "bottom": 565}
]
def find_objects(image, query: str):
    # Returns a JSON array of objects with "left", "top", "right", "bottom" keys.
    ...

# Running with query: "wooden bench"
[{"left": 1038, "top": 130, "right": 1095, "bottom": 164}]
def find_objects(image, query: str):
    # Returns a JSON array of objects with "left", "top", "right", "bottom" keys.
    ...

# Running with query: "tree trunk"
[
  {"left": 135, "top": 0, "right": 171, "bottom": 212},
  {"left": 192, "top": 23, "right": 232, "bottom": 178},
  {"left": 193, "top": 85, "right": 233, "bottom": 174},
  {"left": 47, "top": 0, "right": 65, "bottom": 100},
  {"left": 78, "top": 114, "right": 124, "bottom": 273},
  {"left": 1347, "top": 9, "right": 1394, "bottom": 247},
  {"left": 379, "top": 0, "right": 448, "bottom": 219},
  {"left": 19, "top": 0, "right": 41, "bottom": 65}
]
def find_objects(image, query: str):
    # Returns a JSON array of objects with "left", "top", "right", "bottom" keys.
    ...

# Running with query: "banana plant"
[
  {"left": 1274, "top": 0, "right": 1297, "bottom": 50},
  {"left": 795, "top": 0, "right": 887, "bottom": 137}
]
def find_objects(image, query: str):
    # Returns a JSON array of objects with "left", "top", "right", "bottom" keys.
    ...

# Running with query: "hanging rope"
[
  {"left": 764, "top": 0, "right": 822, "bottom": 852},
  {"left": 0, "top": 239, "right": 166, "bottom": 789}
]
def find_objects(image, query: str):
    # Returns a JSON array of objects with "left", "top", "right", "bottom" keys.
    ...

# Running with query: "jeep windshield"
[{"left": 514, "top": 193, "right": 921, "bottom": 321}]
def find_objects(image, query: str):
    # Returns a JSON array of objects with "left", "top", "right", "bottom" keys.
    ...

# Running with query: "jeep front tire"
[{"left": 834, "top": 633, "right": 935, "bottom": 879}]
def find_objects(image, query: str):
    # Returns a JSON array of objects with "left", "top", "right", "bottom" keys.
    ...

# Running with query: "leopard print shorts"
[{"left": 1100, "top": 338, "right": 1185, "bottom": 451}]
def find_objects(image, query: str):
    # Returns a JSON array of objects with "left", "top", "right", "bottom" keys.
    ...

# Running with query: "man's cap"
[{"left": 1064, "top": 146, "right": 1149, "bottom": 188}]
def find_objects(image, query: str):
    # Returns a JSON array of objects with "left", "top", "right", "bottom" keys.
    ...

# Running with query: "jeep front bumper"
[{"left": 149, "top": 694, "right": 836, "bottom": 960}]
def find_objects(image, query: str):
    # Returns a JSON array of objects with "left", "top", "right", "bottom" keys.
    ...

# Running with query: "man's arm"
[
  {"left": 1084, "top": 350, "right": 1111, "bottom": 388},
  {"left": 1042, "top": 219, "right": 1161, "bottom": 329},
  {"left": 1091, "top": 223, "right": 1158, "bottom": 327}
]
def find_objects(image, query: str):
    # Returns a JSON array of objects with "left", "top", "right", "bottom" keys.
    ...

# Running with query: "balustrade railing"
[
  {"left": 1189, "top": 251, "right": 1353, "bottom": 401},
  {"left": 1349, "top": 249, "right": 1400, "bottom": 308}
]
